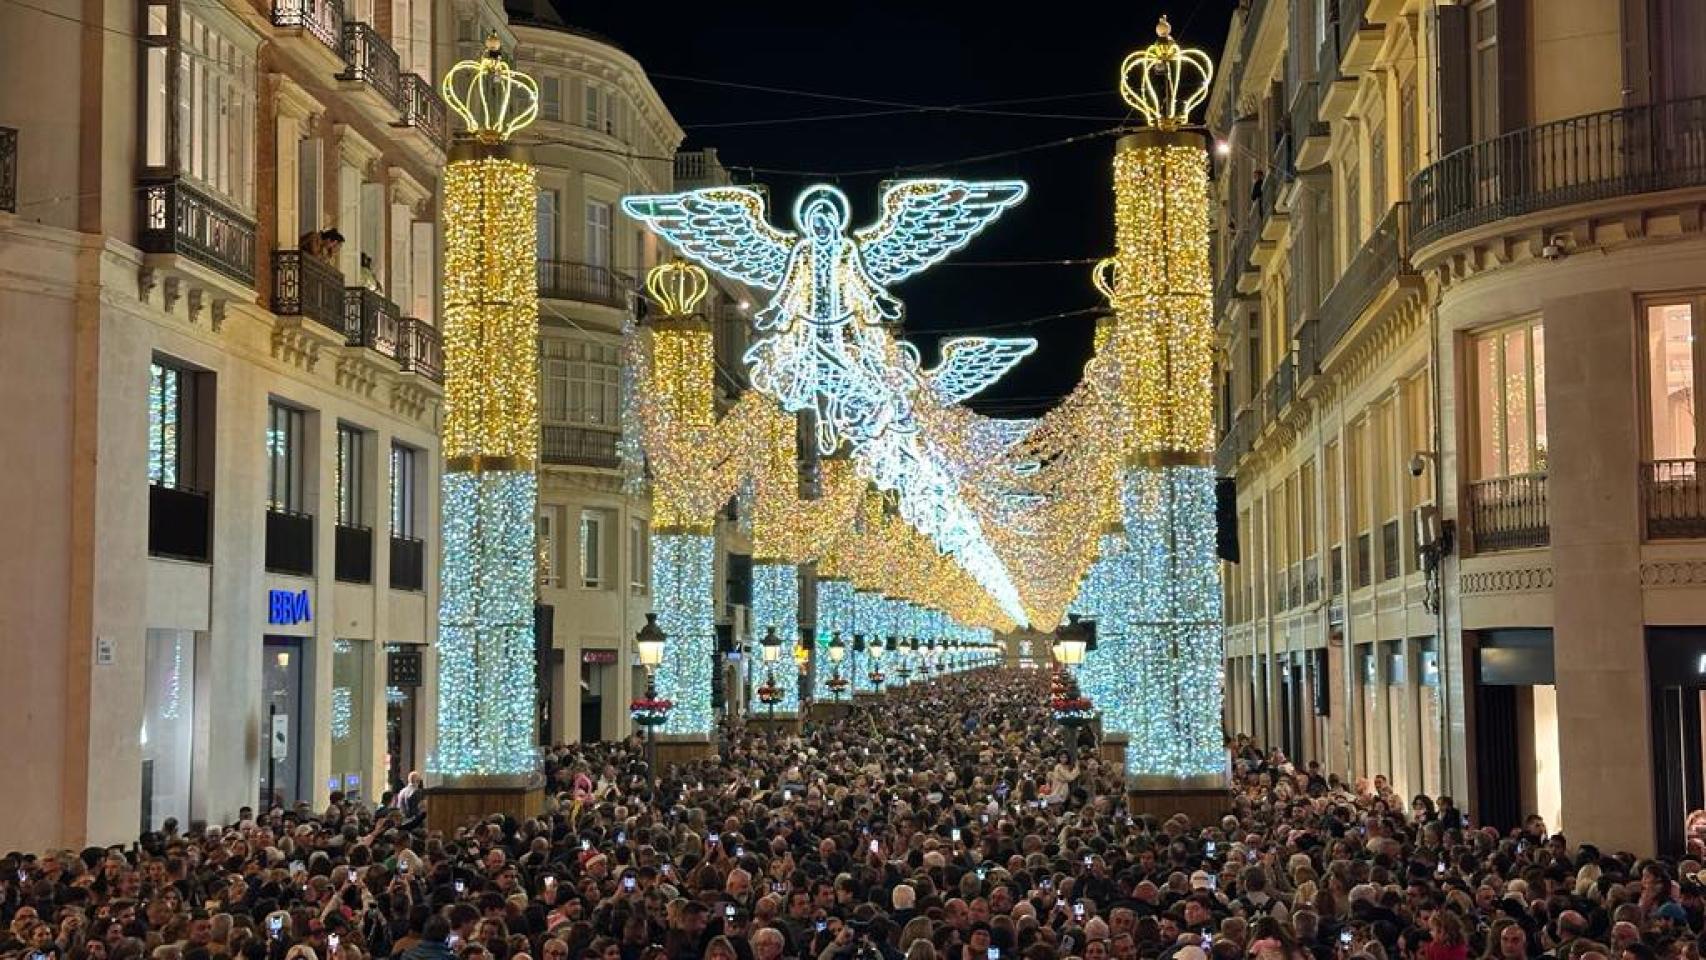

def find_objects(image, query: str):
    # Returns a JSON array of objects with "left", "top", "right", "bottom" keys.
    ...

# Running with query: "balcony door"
[{"left": 1655, "top": 0, "right": 1706, "bottom": 102}]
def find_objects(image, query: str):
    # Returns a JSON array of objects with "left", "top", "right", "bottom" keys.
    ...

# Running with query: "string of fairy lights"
[{"left": 422, "top": 21, "right": 1223, "bottom": 779}]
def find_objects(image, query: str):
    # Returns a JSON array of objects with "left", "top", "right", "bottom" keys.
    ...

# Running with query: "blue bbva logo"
[{"left": 268, "top": 589, "right": 311, "bottom": 625}]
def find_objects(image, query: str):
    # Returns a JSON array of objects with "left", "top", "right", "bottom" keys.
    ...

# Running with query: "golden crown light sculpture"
[
  {"left": 1118, "top": 15, "right": 1214, "bottom": 132},
  {"left": 1074, "top": 16, "right": 1226, "bottom": 800},
  {"left": 645, "top": 261, "right": 711, "bottom": 319},
  {"left": 442, "top": 33, "right": 541, "bottom": 143},
  {"left": 427, "top": 34, "right": 545, "bottom": 805}
]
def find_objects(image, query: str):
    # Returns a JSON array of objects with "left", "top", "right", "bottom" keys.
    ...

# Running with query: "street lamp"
[
  {"left": 1054, "top": 614, "right": 1089, "bottom": 667},
  {"left": 1051, "top": 614, "right": 1094, "bottom": 768},
  {"left": 757, "top": 626, "right": 783, "bottom": 726},
  {"left": 631, "top": 613, "right": 671, "bottom": 797},
  {"left": 827, "top": 632, "right": 848, "bottom": 699}
]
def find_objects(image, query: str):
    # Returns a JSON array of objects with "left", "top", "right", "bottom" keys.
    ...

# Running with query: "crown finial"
[
  {"left": 645, "top": 262, "right": 710, "bottom": 319},
  {"left": 1119, "top": 15, "right": 1214, "bottom": 131},
  {"left": 442, "top": 35, "right": 540, "bottom": 143}
]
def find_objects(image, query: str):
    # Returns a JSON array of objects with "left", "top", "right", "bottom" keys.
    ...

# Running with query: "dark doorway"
[
  {"left": 1474, "top": 683, "right": 1521, "bottom": 832},
  {"left": 1647, "top": 629, "right": 1706, "bottom": 853}
]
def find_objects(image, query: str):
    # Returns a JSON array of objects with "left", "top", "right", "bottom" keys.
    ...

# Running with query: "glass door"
[
  {"left": 142, "top": 629, "right": 197, "bottom": 831},
  {"left": 261, "top": 637, "right": 307, "bottom": 809}
]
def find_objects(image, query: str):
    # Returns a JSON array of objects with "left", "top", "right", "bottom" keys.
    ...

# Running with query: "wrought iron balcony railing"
[
  {"left": 1317, "top": 201, "right": 1410, "bottom": 358},
  {"left": 334, "top": 523, "right": 373, "bottom": 584},
  {"left": 397, "top": 73, "right": 449, "bottom": 151},
  {"left": 1214, "top": 405, "right": 1259, "bottom": 476},
  {"left": 1466, "top": 472, "right": 1550, "bottom": 553},
  {"left": 265, "top": 506, "right": 315, "bottom": 575},
  {"left": 1643, "top": 459, "right": 1706, "bottom": 540},
  {"left": 397, "top": 317, "right": 443, "bottom": 382},
  {"left": 271, "top": 0, "right": 344, "bottom": 56},
  {"left": 338, "top": 21, "right": 401, "bottom": 110},
  {"left": 271, "top": 249, "right": 345, "bottom": 335},
  {"left": 389, "top": 535, "right": 425, "bottom": 590},
  {"left": 344, "top": 287, "right": 401, "bottom": 360},
  {"left": 1410, "top": 96, "right": 1706, "bottom": 250},
  {"left": 1263, "top": 352, "right": 1296, "bottom": 421},
  {"left": 541, "top": 424, "right": 621, "bottom": 469},
  {"left": 537, "top": 259, "right": 632, "bottom": 309},
  {"left": 137, "top": 176, "right": 257, "bottom": 286}
]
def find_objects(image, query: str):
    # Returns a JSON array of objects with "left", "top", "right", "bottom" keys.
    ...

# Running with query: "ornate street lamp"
[
  {"left": 757, "top": 626, "right": 784, "bottom": 724},
  {"left": 630, "top": 614, "right": 673, "bottom": 795},
  {"left": 826, "top": 632, "right": 849, "bottom": 699}
]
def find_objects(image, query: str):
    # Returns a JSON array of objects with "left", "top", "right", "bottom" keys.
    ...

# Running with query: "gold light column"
[
  {"left": 1089, "top": 18, "right": 1227, "bottom": 791},
  {"left": 430, "top": 37, "right": 544, "bottom": 797}
]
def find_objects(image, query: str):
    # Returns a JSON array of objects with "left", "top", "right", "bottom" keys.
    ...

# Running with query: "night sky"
[{"left": 552, "top": 0, "right": 1240, "bottom": 413}]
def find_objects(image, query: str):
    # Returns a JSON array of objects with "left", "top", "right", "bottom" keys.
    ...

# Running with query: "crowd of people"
[{"left": 1, "top": 669, "right": 1695, "bottom": 960}]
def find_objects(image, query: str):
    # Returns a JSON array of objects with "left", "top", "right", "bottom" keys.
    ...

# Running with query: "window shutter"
[
  {"left": 1496, "top": 0, "right": 1529, "bottom": 132},
  {"left": 1434, "top": 3, "right": 1471, "bottom": 155}
]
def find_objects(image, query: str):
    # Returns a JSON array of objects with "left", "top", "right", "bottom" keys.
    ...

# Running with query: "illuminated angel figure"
[{"left": 622, "top": 180, "right": 1034, "bottom": 454}]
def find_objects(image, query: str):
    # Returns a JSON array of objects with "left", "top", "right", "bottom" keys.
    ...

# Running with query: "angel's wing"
[
  {"left": 620, "top": 188, "right": 795, "bottom": 290},
  {"left": 854, "top": 180, "right": 1028, "bottom": 286},
  {"left": 925, "top": 336, "right": 1037, "bottom": 404}
]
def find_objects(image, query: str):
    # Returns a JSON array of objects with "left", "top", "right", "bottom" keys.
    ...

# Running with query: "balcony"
[
  {"left": 396, "top": 73, "right": 449, "bottom": 154},
  {"left": 270, "top": 0, "right": 345, "bottom": 71},
  {"left": 138, "top": 177, "right": 256, "bottom": 287},
  {"left": 271, "top": 249, "right": 345, "bottom": 336},
  {"left": 334, "top": 523, "right": 373, "bottom": 583},
  {"left": 1303, "top": 555, "right": 1321, "bottom": 605},
  {"left": 1214, "top": 405, "right": 1259, "bottom": 476},
  {"left": 1466, "top": 473, "right": 1550, "bottom": 553},
  {"left": 537, "top": 259, "right": 631, "bottom": 309},
  {"left": 0, "top": 126, "right": 15, "bottom": 213},
  {"left": 1237, "top": 0, "right": 1272, "bottom": 73},
  {"left": 397, "top": 317, "right": 444, "bottom": 383},
  {"left": 337, "top": 22, "right": 401, "bottom": 113},
  {"left": 1291, "top": 82, "right": 1330, "bottom": 169},
  {"left": 1329, "top": 543, "right": 1345, "bottom": 597},
  {"left": 149, "top": 484, "right": 211, "bottom": 562},
  {"left": 1226, "top": 222, "right": 1260, "bottom": 295},
  {"left": 1643, "top": 459, "right": 1706, "bottom": 539},
  {"left": 265, "top": 507, "right": 315, "bottom": 576},
  {"left": 1262, "top": 352, "right": 1296, "bottom": 421},
  {"left": 344, "top": 287, "right": 401, "bottom": 361},
  {"left": 1411, "top": 96, "right": 1706, "bottom": 253},
  {"left": 389, "top": 535, "right": 425, "bottom": 591},
  {"left": 1317, "top": 201, "right": 1411, "bottom": 360},
  {"left": 541, "top": 424, "right": 621, "bottom": 469}
]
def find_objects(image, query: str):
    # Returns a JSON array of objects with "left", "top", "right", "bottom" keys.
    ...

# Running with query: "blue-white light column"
[
  {"left": 815, "top": 579, "right": 856, "bottom": 698},
  {"left": 752, "top": 561, "right": 802, "bottom": 714},
  {"left": 652, "top": 533, "right": 717, "bottom": 735}
]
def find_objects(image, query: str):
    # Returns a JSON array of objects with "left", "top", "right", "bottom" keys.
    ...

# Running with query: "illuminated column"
[
  {"left": 751, "top": 563, "right": 801, "bottom": 716},
  {"left": 1097, "top": 19, "right": 1226, "bottom": 790},
  {"left": 429, "top": 38, "right": 544, "bottom": 800},
  {"left": 814, "top": 578, "right": 855, "bottom": 698},
  {"left": 637, "top": 264, "right": 722, "bottom": 741}
]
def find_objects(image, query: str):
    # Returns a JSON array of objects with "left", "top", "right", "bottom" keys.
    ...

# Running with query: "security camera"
[
  {"left": 1541, "top": 234, "right": 1568, "bottom": 261},
  {"left": 1409, "top": 454, "right": 1427, "bottom": 478}
]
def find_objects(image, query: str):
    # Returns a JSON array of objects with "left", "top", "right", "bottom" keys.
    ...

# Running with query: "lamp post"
[
  {"left": 758, "top": 626, "right": 783, "bottom": 727},
  {"left": 827, "top": 632, "right": 848, "bottom": 700},
  {"left": 633, "top": 613, "right": 669, "bottom": 797},
  {"left": 867, "top": 634, "right": 887, "bottom": 690},
  {"left": 1051, "top": 614, "right": 1093, "bottom": 768}
]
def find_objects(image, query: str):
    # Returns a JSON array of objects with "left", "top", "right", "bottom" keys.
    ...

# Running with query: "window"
[
  {"left": 1368, "top": 110, "right": 1388, "bottom": 214},
  {"left": 1340, "top": 151, "right": 1361, "bottom": 254},
  {"left": 584, "top": 84, "right": 601, "bottom": 131},
  {"left": 297, "top": 136, "right": 322, "bottom": 238},
  {"left": 1399, "top": 74, "right": 1419, "bottom": 179},
  {"left": 1348, "top": 418, "right": 1371, "bottom": 588},
  {"left": 629, "top": 518, "right": 648, "bottom": 593},
  {"left": 540, "top": 76, "right": 561, "bottom": 122},
  {"left": 536, "top": 188, "right": 558, "bottom": 262},
  {"left": 141, "top": 1, "right": 256, "bottom": 210},
  {"left": 267, "top": 402, "right": 308, "bottom": 513},
  {"left": 1470, "top": 0, "right": 1500, "bottom": 142},
  {"left": 149, "top": 360, "right": 198, "bottom": 488},
  {"left": 541, "top": 339, "right": 620, "bottom": 427},
  {"left": 1404, "top": 374, "right": 1431, "bottom": 509},
  {"left": 537, "top": 508, "right": 559, "bottom": 588},
  {"left": 580, "top": 510, "right": 604, "bottom": 588},
  {"left": 336, "top": 425, "right": 365, "bottom": 528},
  {"left": 1470, "top": 319, "right": 1548, "bottom": 479},
  {"left": 584, "top": 200, "right": 611, "bottom": 269},
  {"left": 389, "top": 443, "right": 418, "bottom": 537},
  {"left": 1645, "top": 299, "right": 1703, "bottom": 461},
  {"left": 1311, "top": 178, "right": 1334, "bottom": 304}
]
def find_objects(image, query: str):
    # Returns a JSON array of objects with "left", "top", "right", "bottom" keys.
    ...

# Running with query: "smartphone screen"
[
  {"left": 1073, "top": 903, "right": 1085, "bottom": 919},
  {"left": 815, "top": 921, "right": 827, "bottom": 933},
  {"left": 454, "top": 879, "right": 465, "bottom": 893},
  {"left": 988, "top": 950, "right": 1000, "bottom": 960},
  {"left": 329, "top": 934, "right": 341, "bottom": 952},
  {"left": 580, "top": 839, "right": 590, "bottom": 851},
  {"left": 617, "top": 831, "right": 627, "bottom": 845},
  {"left": 1340, "top": 931, "right": 1354, "bottom": 946},
  {"left": 623, "top": 876, "right": 636, "bottom": 891},
  {"left": 709, "top": 833, "right": 720, "bottom": 846},
  {"left": 726, "top": 906, "right": 736, "bottom": 920},
  {"left": 952, "top": 828, "right": 961, "bottom": 842},
  {"left": 545, "top": 876, "right": 556, "bottom": 890},
  {"left": 1206, "top": 841, "right": 1217, "bottom": 856},
  {"left": 1200, "top": 935, "right": 1213, "bottom": 952}
]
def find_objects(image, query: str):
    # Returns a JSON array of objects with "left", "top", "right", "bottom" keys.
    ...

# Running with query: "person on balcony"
[{"left": 301, "top": 226, "right": 345, "bottom": 264}]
